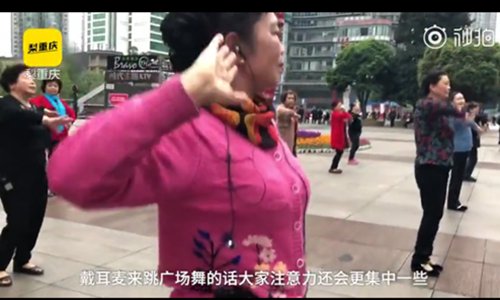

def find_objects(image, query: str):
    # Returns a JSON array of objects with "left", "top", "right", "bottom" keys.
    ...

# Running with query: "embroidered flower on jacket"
[
  {"left": 259, "top": 247, "right": 277, "bottom": 263},
  {"left": 272, "top": 261, "right": 288, "bottom": 274},
  {"left": 254, "top": 263, "right": 271, "bottom": 272},
  {"left": 242, "top": 235, "right": 273, "bottom": 248},
  {"left": 192, "top": 230, "right": 241, "bottom": 271},
  {"left": 243, "top": 234, "right": 295, "bottom": 297},
  {"left": 271, "top": 291, "right": 287, "bottom": 298}
]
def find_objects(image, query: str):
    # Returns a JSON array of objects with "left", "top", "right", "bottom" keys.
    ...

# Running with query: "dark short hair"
[
  {"left": 41, "top": 78, "right": 62, "bottom": 93},
  {"left": 331, "top": 100, "right": 341, "bottom": 109},
  {"left": 449, "top": 91, "right": 461, "bottom": 101},
  {"left": 161, "top": 13, "right": 265, "bottom": 72},
  {"left": 349, "top": 103, "right": 356, "bottom": 112},
  {"left": 0, "top": 64, "right": 29, "bottom": 93},
  {"left": 467, "top": 101, "right": 479, "bottom": 112},
  {"left": 421, "top": 69, "right": 448, "bottom": 97},
  {"left": 280, "top": 90, "right": 298, "bottom": 104}
]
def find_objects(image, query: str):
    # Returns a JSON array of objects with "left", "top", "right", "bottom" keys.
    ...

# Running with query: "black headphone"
[
  {"left": 235, "top": 45, "right": 245, "bottom": 59},
  {"left": 223, "top": 44, "right": 253, "bottom": 250},
  {"left": 224, "top": 125, "right": 236, "bottom": 249}
]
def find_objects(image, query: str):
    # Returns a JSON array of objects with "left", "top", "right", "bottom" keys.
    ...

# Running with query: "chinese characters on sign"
[
  {"left": 23, "top": 28, "right": 63, "bottom": 67},
  {"left": 108, "top": 93, "right": 129, "bottom": 106},
  {"left": 28, "top": 41, "right": 59, "bottom": 54},
  {"left": 105, "top": 55, "right": 163, "bottom": 84},
  {"left": 28, "top": 68, "right": 61, "bottom": 80},
  {"left": 105, "top": 71, "right": 160, "bottom": 83},
  {"left": 80, "top": 269, "right": 429, "bottom": 287}
]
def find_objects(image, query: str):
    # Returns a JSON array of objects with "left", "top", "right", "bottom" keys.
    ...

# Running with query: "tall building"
[
  {"left": 470, "top": 12, "right": 497, "bottom": 31},
  {"left": 366, "top": 12, "right": 400, "bottom": 25},
  {"left": 11, "top": 12, "right": 69, "bottom": 58},
  {"left": 83, "top": 12, "right": 168, "bottom": 56},
  {"left": 283, "top": 13, "right": 396, "bottom": 108}
]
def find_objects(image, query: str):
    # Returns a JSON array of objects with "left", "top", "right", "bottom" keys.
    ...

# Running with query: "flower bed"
[
  {"left": 297, "top": 130, "right": 322, "bottom": 138},
  {"left": 296, "top": 130, "right": 371, "bottom": 154}
]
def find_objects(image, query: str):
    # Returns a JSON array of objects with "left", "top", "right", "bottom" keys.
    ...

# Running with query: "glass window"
[
  {"left": 290, "top": 46, "right": 301, "bottom": 56},
  {"left": 150, "top": 32, "right": 162, "bottom": 41},
  {"left": 151, "top": 17, "right": 162, "bottom": 26},
  {"left": 150, "top": 41, "right": 168, "bottom": 52},
  {"left": 151, "top": 12, "right": 166, "bottom": 18},
  {"left": 348, "top": 27, "right": 360, "bottom": 37},
  {"left": 307, "top": 46, "right": 313, "bottom": 55},
  {"left": 310, "top": 61, "right": 320, "bottom": 71},
  {"left": 93, "top": 20, "right": 105, "bottom": 27}
]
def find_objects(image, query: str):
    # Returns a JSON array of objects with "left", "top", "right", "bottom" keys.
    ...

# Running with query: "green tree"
[
  {"left": 326, "top": 39, "right": 394, "bottom": 112},
  {"left": 57, "top": 63, "right": 76, "bottom": 100},
  {"left": 77, "top": 70, "right": 104, "bottom": 96},
  {"left": 61, "top": 55, "right": 85, "bottom": 83},
  {"left": 395, "top": 12, "right": 472, "bottom": 54},
  {"left": 391, "top": 12, "right": 472, "bottom": 104},
  {"left": 418, "top": 42, "right": 500, "bottom": 103}
]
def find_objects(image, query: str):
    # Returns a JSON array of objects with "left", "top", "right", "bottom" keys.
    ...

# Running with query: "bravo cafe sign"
[
  {"left": 108, "top": 93, "right": 129, "bottom": 106},
  {"left": 107, "top": 55, "right": 161, "bottom": 71},
  {"left": 106, "top": 55, "right": 161, "bottom": 83}
]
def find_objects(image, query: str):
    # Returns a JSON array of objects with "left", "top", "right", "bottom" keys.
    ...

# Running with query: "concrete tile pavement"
[{"left": 0, "top": 125, "right": 499, "bottom": 297}]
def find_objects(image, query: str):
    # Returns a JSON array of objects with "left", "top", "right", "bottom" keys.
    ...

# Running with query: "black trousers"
[
  {"left": 330, "top": 150, "right": 344, "bottom": 170},
  {"left": 464, "top": 147, "right": 478, "bottom": 179},
  {"left": 0, "top": 165, "right": 48, "bottom": 270},
  {"left": 412, "top": 164, "right": 450, "bottom": 266},
  {"left": 447, "top": 151, "right": 469, "bottom": 209},
  {"left": 48, "top": 140, "right": 60, "bottom": 158},
  {"left": 348, "top": 133, "right": 360, "bottom": 160}
]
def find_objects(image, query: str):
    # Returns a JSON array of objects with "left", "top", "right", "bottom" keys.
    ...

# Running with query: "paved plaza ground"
[{"left": 1, "top": 123, "right": 500, "bottom": 298}]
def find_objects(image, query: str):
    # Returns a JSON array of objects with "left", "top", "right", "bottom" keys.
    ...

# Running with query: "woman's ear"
[{"left": 224, "top": 32, "right": 245, "bottom": 64}]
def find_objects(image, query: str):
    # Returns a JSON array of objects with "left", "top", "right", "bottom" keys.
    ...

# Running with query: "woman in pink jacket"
[{"left": 48, "top": 13, "right": 310, "bottom": 298}]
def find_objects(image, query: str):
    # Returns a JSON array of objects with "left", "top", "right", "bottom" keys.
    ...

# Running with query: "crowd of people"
[
  {"left": 411, "top": 70, "right": 489, "bottom": 277},
  {"left": 0, "top": 12, "right": 496, "bottom": 297}
]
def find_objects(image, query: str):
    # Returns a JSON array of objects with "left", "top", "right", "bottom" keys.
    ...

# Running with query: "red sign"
[{"left": 109, "top": 93, "right": 129, "bottom": 106}]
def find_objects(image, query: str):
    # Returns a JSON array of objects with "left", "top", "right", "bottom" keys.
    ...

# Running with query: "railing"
[
  {"left": 288, "top": 51, "right": 335, "bottom": 58},
  {"left": 288, "top": 37, "right": 334, "bottom": 43},
  {"left": 292, "top": 22, "right": 337, "bottom": 29},
  {"left": 76, "top": 83, "right": 105, "bottom": 115}
]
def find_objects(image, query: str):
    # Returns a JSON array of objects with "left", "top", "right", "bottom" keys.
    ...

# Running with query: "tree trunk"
[{"left": 359, "top": 90, "right": 371, "bottom": 118}]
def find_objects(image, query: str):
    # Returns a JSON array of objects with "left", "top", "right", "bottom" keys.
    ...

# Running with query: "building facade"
[
  {"left": 470, "top": 12, "right": 497, "bottom": 31},
  {"left": 83, "top": 12, "right": 168, "bottom": 56},
  {"left": 283, "top": 13, "right": 396, "bottom": 108},
  {"left": 11, "top": 12, "right": 69, "bottom": 58}
]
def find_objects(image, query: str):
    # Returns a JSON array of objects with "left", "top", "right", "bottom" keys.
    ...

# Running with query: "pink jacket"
[{"left": 47, "top": 76, "right": 311, "bottom": 298}]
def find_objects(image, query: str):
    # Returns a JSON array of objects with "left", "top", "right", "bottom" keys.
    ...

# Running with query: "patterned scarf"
[{"left": 209, "top": 97, "right": 279, "bottom": 149}]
